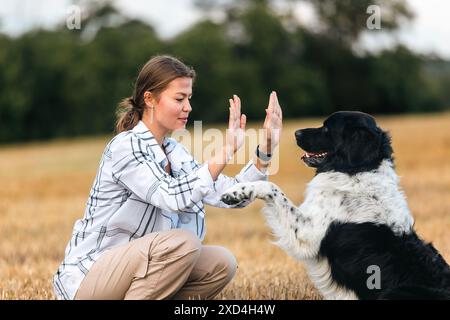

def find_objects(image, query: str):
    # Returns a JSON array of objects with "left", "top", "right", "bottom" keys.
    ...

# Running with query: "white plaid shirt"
[{"left": 53, "top": 120, "right": 268, "bottom": 300}]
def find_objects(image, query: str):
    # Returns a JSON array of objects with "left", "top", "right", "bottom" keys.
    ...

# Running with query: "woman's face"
[{"left": 151, "top": 77, "right": 193, "bottom": 133}]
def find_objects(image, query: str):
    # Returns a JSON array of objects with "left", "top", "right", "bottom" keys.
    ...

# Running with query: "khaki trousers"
[{"left": 74, "top": 229, "right": 237, "bottom": 300}]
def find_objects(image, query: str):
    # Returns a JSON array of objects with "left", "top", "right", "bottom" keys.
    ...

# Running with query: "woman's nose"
[{"left": 184, "top": 100, "right": 192, "bottom": 112}]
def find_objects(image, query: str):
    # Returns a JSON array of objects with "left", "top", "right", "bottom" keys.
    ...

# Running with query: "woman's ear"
[{"left": 143, "top": 91, "right": 155, "bottom": 108}]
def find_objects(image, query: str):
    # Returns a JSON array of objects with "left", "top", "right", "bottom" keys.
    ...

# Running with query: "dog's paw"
[{"left": 220, "top": 183, "right": 256, "bottom": 205}]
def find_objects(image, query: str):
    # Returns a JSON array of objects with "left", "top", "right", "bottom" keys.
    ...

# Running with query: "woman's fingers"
[
  {"left": 234, "top": 95, "right": 241, "bottom": 118},
  {"left": 268, "top": 92, "right": 280, "bottom": 123},
  {"left": 268, "top": 92, "right": 274, "bottom": 114},
  {"left": 266, "top": 92, "right": 278, "bottom": 128},
  {"left": 229, "top": 95, "right": 246, "bottom": 132},
  {"left": 240, "top": 114, "right": 247, "bottom": 130},
  {"left": 228, "top": 99, "right": 235, "bottom": 129},
  {"left": 269, "top": 91, "right": 282, "bottom": 128},
  {"left": 272, "top": 91, "right": 282, "bottom": 119}
]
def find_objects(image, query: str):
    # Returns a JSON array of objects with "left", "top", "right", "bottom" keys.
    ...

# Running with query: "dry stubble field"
[{"left": 0, "top": 113, "right": 449, "bottom": 300}]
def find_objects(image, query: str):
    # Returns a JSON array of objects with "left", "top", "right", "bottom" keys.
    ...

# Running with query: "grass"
[{"left": 0, "top": 113, "right": 449, "bottom": 299}]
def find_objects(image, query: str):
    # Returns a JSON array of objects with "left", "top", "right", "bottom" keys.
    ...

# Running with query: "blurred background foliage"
[{"left": 0, "top": 0, "right": 449, "bottom": 143}]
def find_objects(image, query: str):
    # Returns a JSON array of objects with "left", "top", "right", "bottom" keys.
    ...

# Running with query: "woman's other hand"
[
  {"left": 207, "top": 94, "right": 246, "bottom": 181},
  {"left": 260, "top": 91, "right": 282, "bottom": 155}
]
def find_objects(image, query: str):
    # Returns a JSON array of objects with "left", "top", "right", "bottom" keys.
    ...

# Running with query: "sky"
[{"left": 1, "top": 0, "right": 449, "bottom": 59}]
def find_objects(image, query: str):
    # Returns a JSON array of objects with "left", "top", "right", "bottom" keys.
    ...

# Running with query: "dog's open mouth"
[{"left": 301, "top": 151, "right": 328, "bottom": 166}]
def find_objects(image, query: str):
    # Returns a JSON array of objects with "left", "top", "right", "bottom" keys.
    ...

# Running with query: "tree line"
[{"left": 0, "top": 0, "right": 449, "bottom": 143}]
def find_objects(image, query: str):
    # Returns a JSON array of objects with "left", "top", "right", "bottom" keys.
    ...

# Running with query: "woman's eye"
[{"left": 176, "top": 98, "right": 184, "bottom": 102}]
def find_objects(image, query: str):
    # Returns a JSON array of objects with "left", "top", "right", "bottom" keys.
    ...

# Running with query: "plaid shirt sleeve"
[
  {"left": 111, "top": 134, "right": 214, "bottom": 212},
  {"left": 201, "top": 159, "right": 269, "bottom": 208}
]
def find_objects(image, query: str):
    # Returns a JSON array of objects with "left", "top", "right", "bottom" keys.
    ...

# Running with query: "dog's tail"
[{"left": 378, "top": 286, "right": 450, "bottom": 300}]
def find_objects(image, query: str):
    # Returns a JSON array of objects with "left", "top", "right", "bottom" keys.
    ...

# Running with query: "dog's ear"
[{"left": 342, "top": 125, "right": 382, "bottom": 167}]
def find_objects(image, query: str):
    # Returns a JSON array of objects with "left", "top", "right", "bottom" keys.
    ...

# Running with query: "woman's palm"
[
  {"left": 227, "top": 95, "right": 246, "bottom": 153},
  {"left": 263, "top": 92, "right": 282, "bottom": 150}
]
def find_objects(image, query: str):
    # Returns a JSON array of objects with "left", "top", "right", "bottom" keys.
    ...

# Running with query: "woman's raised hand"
[
  {"left": 261, "top": 91, "right": 283, "bottom": 154},
  {"left": 225, "top": 94, "right": 247, "bottom": 157}
]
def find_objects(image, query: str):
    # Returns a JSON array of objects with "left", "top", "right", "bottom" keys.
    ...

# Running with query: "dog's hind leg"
[{"left": 221, "top": 181, "right": 318, "bottom": 260}]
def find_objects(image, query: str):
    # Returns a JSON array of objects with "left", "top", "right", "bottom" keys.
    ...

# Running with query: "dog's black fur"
[
  {"left": 320, "top": 222, "right": 450, "bottom": 299},
  {"left": 296, "top": 111, "right": 450, "bottom": 299}
]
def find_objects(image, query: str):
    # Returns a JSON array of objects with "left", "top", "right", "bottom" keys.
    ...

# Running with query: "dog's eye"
[{"left": 323, "top": 127, "right": 329, "bottom": 133}]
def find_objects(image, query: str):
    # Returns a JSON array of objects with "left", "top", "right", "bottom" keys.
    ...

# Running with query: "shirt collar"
[{"left": 132, "top": 121, "right": 169, "bottom": 166}]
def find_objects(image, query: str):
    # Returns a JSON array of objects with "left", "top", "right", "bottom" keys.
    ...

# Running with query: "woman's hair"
[{"left": 115, "top": 55, "right": 196, "bottom": 133}]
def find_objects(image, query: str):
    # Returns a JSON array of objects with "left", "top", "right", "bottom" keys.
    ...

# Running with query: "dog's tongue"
[{"left": 301, "top": 152, "right": 315, "bottom": 159}]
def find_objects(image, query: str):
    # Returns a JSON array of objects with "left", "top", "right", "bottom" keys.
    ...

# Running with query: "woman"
[{"left": 53, "top": 55, "right": 283, "bottom": 300}]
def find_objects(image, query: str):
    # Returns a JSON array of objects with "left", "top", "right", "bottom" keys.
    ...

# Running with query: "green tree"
[{"left": 307, "top": 0, "right": 413, "bottom": 45}]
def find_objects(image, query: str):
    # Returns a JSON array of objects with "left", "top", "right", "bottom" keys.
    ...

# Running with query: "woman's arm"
[
  {"left": 208, "top": 91, "right": 283, "bottom": 184},
  {"left": 202, "top": 159, "right": 268, "bottom": 208},
  {"left": 204, "top": 91, "right": 283, "bottom": 208},
  {"left": 110, "top": 93, "right": 281, "bottom": 212},
  {"left": 110, "top": 95, "right": 247, "bottom": 213},
  {"left": 110, "top": 133, "right": 214, "bottom": 213}
]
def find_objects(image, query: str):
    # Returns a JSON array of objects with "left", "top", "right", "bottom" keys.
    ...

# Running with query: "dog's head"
[{"left": 295, "top": 111, "right": 393, "bottom": 174}]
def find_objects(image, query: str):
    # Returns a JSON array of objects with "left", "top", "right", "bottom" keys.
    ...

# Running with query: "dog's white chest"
[{"left": 304, "top": 161, "right": 414, "bottom": 233}]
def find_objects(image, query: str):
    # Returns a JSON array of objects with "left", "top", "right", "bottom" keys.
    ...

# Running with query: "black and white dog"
[{"left": 221, "top": 111, "right": 450, "bottom": 300}]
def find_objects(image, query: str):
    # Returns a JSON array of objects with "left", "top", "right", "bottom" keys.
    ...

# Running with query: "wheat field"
[{"left": 0, "top": 113, "right": 449, "bottom": 300}]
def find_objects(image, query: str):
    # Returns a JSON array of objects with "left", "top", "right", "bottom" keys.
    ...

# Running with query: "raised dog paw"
[{"left": 220, "top": 183, "right": 256, "bottom": 205}]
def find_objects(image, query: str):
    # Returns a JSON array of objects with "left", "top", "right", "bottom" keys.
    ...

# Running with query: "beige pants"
[{"left": 74, "top": 229, "right": 237, "bottom": 300}]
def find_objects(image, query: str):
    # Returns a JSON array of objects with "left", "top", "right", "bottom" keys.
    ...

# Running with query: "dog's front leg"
[{"left": 221, "top": 181, "right": 317, "bottom": 260}]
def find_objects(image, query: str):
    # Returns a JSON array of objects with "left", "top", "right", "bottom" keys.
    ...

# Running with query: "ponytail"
[{"left": 115, "top": 97, "right": 142, "bottom": 133}]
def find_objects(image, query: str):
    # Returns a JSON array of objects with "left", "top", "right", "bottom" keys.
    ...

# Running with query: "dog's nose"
[{"left": 295, "top": 130, "right": 303, "bottom": 139}]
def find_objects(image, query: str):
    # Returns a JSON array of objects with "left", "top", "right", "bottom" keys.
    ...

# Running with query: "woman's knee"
[{"left": 211, "top": 246, "right": 238, "bottom": 282}]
